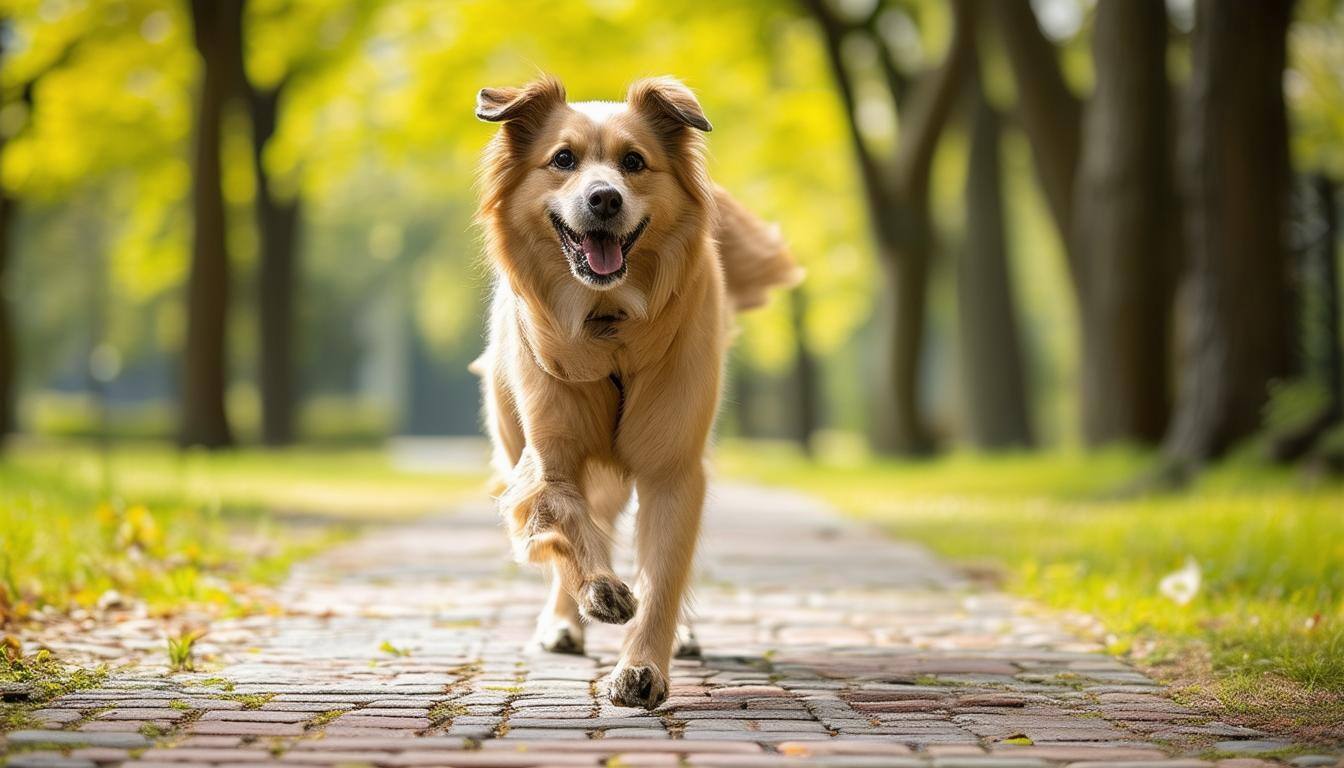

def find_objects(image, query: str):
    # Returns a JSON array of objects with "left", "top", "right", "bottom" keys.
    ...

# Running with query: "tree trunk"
[
  {"left": 803, "top": 0, "right": 969, "bottom": 456},
  {"left": 1316, "top": 176, "right": 1341, "bottom": 427},
  {"left": 1267, "top": 174, "right": 1341, "bottom": 462},
  {"left": 1164, "top": 0, "right": 1295, "bottom": 468},
  {"left": 180, "top": 0, "right": 242, "bottom": 449},
  {"left": 986, "top": 0, "right": 1081, "bottom": 284},
  {"left": 787, "top": 289, "right": 820, "bottom": 455},
  {"left": 872, "top": 240, "right": 934, "bottom": 455},
  {"left": 993, "top": 0, "right": 1174, "bottom": 447},
  {"left": 249, "top": 84, "right": 301, "bottom": 447},
  {"left": 1074, "top": 0, "right": 1172, "bottom": 445},
  {"left": 0, "top": 20, "right": 15, "bottom": 443},
  {"left": 0, "top": 193, "right": 15, "bottom": 440},
  {"left": 958, "top": 83, "right": 1034, "bottom": 449},
  {"left": 0, "top": 17, "right": 84, "bottom": 446}
]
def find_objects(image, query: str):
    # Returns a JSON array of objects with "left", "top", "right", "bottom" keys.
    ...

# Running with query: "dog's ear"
[
  {"left": 475, "top": 76, "right": 566, "bottom": 131},
  {"left": 627, "top": 77, "right": 712, "bottom": 135}
]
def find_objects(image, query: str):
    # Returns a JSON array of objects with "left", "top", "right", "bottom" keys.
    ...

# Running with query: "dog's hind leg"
[
  {"left": 535, "top": 565, "right": 584, "bottom": 654},
  {"left": 674, "top": 622, "right": 701, "bottom": 659}
]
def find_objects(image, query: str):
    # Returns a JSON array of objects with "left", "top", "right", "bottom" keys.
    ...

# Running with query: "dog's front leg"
[
  {"left": 606, "top": 458, "right": 706, "bottom": 709},
  {"left": 500, "top": 444, "right": 635, "bottom": 628}
]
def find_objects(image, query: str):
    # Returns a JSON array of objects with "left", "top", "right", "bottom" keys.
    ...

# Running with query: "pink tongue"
[{"left": 580, "top": 233, "right": 623, "bottom": 275}]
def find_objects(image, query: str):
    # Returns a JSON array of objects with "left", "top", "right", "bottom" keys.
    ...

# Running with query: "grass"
[
  {"left": 1, "top": 649, "right": 108, "bottom": 731},
  {"left": 379, "top": 640, "right": 413, "bottom": 657},
  {"left": 0, "top": 438, "right": 485, "bottom": 621},
  {"left": 0, "top": 438, "right": 484, "bottom": 734},
  {"left": 166, "top": 629, "right": 203, "bottom": 672},
  {"left": 718, "top": 440, "right": 1344, "bottom": 740},
  {"left": 223, "top": 693, "right": 275, "bottom": 710},
  {"left": 428, "top": 702, "right": 466, "bottom": 724},
  {"left": 305, "top": 709, "right": 347, "bottom": 729}
]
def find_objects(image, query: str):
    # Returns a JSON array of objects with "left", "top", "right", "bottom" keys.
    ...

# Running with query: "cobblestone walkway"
[{"left": 5, "top": 483, "right": 1340, "bottom": 768}]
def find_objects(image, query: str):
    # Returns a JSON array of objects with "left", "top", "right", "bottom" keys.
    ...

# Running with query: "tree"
[
  {"left": 1269, "top": 175, "right": 1341, "bottom": 464},
  {"left": 787, "top": 288, "right": 821, "bottom": 454},
  {"left": 803, "top": 0, "right": 971, "bottom": 455},
  {"left": 239, "top": 2, "right": 372, "bottom": 446},
  {"left": 990, "top": 0, "right": 1173, "bottom": 446},
  {"left": 0, "top": 15, "right": 83, "bottom": 445},
  {"left": 1163, "top": 0, "right": 1296, "bottom": 472},
  {"left": 0, "top": 145, "right": 13, "bottom": 444},
  {"left": 180, "top": 0, "right": 244, "bottom": 448},
  {"left": 957, "top": 52, "right": 1033, "bottom": 450},
  {"left": 247, "top": 80, "right": 301, "bottom": 446},
  {"left": 0, "top": 20, "right": 14, "bottom": 441}
]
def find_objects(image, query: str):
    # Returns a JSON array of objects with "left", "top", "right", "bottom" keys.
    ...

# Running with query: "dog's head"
[{"left": 476, "top": 76, "right": 712, "bottom": 292}]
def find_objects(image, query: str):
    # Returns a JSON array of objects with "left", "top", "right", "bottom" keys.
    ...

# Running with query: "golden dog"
[{"left": 473, "top": 75, "right": 799, "bottom": 709}]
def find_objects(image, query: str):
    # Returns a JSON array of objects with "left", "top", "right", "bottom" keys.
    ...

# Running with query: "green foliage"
[
  {"left": 0, "top": 647, "right": 107, "bottom": 731},
  {"left": 5, "top": 0, "right": 882, "bottom": 438},
  {"left": 1289, "top": 0, "right": 1344, "bottom": 177},
  {"left": 0, "top": 441, "right": 483, "bottom": 618},
  {"left": 26, "top": 391, "right": 393, "bottom": 446},
  {"left": 305, "top": 708, "right": 346, "bottom": 729},
  {"left": 1263, "top": 379, "right": 1334, "bottom": 436},
  {"left": 138, "top": 721, "right": 170, "bottom": 739},
  {"left": 428, "top": 701, "right": 465, "bottom": 724},
  {"left": 222, "top": 692, "right": 274, "bottom": 710},
  {"left": 2, "top": 0, "right": 1340, "bottom": 451},
  {"left": 378, "top": 640, "right": 411, "bottom": 658},
  {"left": 166, "top": 628, "right": 202, "bottom": 672},
  {"left": 0, "top": 648, "right": 106, "bottom": 700}
]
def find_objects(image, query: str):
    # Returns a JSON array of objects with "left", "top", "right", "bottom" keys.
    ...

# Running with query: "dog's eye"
[
  {"left": 551, "top": 149, "right": 576, "bottom": 170},
  {"left": 621, "top": 152, "right": 645, "bottom": 173}
]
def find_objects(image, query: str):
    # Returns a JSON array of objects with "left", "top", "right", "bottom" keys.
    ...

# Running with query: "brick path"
[{"left": 4, "top": 482, "right": 1340, "bottom": 768}]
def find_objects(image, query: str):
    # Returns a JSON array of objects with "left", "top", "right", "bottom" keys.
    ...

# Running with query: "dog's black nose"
[{"left": 586, "top": 184, "right": 622, "bottom": 219}]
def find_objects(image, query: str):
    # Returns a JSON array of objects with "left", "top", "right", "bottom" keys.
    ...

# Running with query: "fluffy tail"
[{"left": 713, "top": 186, "right": 803, "bottom": 311}]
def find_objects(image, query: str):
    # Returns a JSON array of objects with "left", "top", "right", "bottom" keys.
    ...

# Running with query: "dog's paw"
[
  {"left": 579, "top": 576, "right": 637, "bottom": 625},
  {"left": 535, "top": 619, "right": 585, "bottom": 655},
  {"left": 607, "top": 663, "right": 668, "bottom": 710},
  {"left": 674, "top": 624, "right": 702, "bottom": 659}
]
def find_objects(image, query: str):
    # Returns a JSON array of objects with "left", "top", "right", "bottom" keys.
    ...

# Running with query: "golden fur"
[{"left": 473, "top": 75, "right": 799, "bottom": 709}]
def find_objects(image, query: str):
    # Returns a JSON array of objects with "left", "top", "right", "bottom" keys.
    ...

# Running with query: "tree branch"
[
  {"left": 864, "top": 8, "right": 912, "bottom": 108},
  {"left": 892, "top": 0, "right": 972, "bottom": 200},
  {"left": 0, "top": 32, "right": 82, "bottom": 108},
  {"left": 987, "top": 0, "right": 1081, "bottom": 237},
  {"left": 802, "top": 0, "right": 896, "bottom": 227}
]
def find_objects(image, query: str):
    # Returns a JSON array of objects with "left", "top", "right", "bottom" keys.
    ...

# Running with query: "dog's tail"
[{"left": 713, "top": 186, "right": 803, "bottom": 312}]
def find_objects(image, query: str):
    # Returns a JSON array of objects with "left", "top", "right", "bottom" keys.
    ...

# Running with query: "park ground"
[{"left": 1, "top": 438, "right": 1342, "bottom": 760}]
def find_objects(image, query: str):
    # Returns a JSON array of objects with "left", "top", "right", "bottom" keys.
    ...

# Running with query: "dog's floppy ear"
[
  {"left": 627, "top": 77, "right": 712, "bottom": 134},
  {"left": 475, "top": 76, "right": 566, "bottom": 129}
]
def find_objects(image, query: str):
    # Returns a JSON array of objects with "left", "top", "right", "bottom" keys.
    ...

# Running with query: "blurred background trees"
[
  {"left": 1164, "top": 0, "right": 1296, "bottom": 474},
  {"left": 992, "top": 0, "right": 1174, "bottom": 448},
  {"left": 180, "top": 0, "right": 240, "bottom": 449},
  {"left": 0, "top": 0, "right": 1339, "bottom": 477},
  {"left": 803, "top": 0, "right": 971, "bottom": 455}
]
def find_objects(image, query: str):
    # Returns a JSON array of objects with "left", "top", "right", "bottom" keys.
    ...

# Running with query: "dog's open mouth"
[{"left": 550, "top": 212, "right": 648, "bottom": 285}]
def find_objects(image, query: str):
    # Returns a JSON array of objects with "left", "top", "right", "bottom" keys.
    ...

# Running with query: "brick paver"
[{"left": 4, "top": 482, "right": 1340, "bottom": 767}]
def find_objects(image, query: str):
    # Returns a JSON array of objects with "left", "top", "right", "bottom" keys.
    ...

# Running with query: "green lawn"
[
  {"left": 0, "top": 439, "right": 484, "bottom": 730},
  {"left": 0, "top": 440, "right": 485, "bottom": 620},
  {"left": 718, "top": 440, "right": 1344, "bottom": 740}
]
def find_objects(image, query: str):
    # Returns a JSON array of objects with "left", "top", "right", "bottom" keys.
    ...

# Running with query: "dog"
[{"left": 472, "top": 75, "right": 800, "bottom": 709}]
